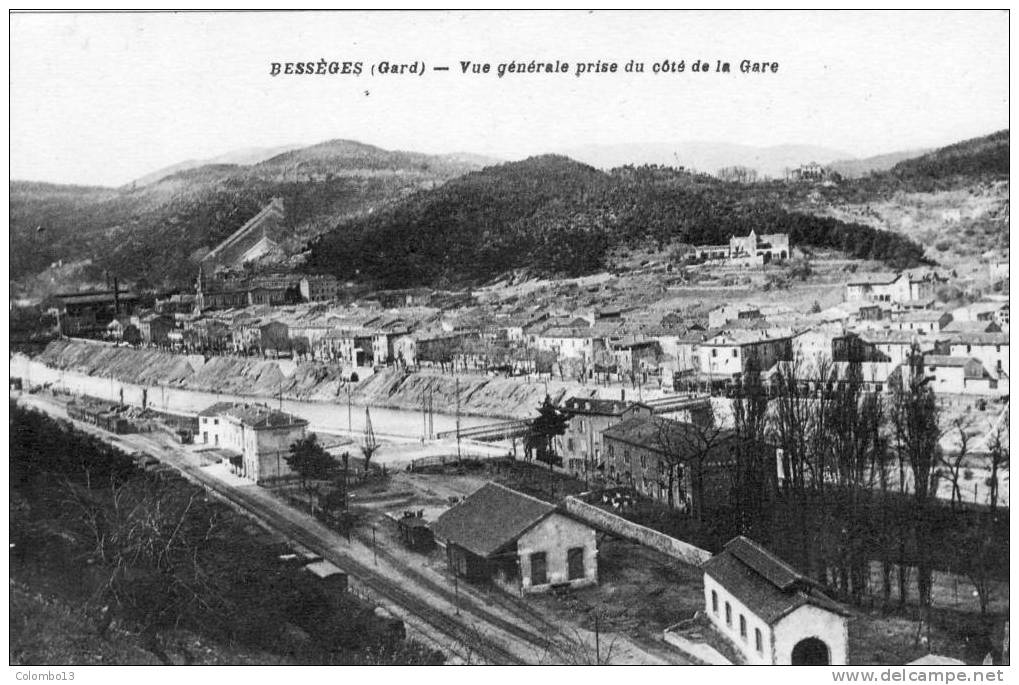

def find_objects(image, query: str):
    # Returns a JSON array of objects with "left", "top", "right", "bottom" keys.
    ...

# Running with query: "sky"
[{"left": 9, "top": 10, "right": 1010, "bottom": 187}]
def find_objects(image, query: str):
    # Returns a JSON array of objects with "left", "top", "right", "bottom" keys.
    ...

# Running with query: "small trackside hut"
[{"left": 430, "top": 482, "right": 598, "bottom": 593}]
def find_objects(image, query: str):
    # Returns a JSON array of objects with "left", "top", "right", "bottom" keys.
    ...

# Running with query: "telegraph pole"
[
  {"left": 455, "top": 377, "right": 462, "bottom": 463},
  {"left": 454, "top": 574, "right": 461, "bottom": 616}
]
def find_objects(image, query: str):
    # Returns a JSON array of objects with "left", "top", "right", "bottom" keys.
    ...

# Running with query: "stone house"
[
  {"left": 553, "top": 398, "right": 654, "bottom": 478},
  {"left": 430, "top": 482, "right": 598, "bottom": 593}
]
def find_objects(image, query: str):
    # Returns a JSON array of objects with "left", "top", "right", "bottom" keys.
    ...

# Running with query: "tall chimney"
[{"left": 113, "top": 277, "right": 120, "bottom": 314}]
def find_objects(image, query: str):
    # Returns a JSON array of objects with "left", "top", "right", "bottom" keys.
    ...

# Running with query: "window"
[
  {"left": 530, "top": 552, "right": 547, "bottom": 586},
  {"left": 755, "top": 628, "right": 763, "bottom": 653},
  {"left": 725, "top": 602, "right": 731, "bottom": 626},
  {"left": 201, "top": 417, "right": 208, "bottom": 424},
  {"left": 567, "top": 547, "right": 585, "bottom": 581},
  {"left": 739, "top": 615, "right": 747, "bottom": 639},
  {"left": 712, "top": 349, "right": 718, "bottom": 357},
  {"left": 711, "top": 590, "right": 718, "bottom": 614},
  {"left": 567, "top": 438, "right": 574, "bottom": 451},
  {"left": 640, "top": 454, "right": 647, "bottom": 469},
  {"left": 214, "top": 418, "right": 219, "bottom": 425},
  {"left": 732, "top": 349, "right": 738, "bottom": 358}
]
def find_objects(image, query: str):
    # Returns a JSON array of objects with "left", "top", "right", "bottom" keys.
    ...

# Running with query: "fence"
[
  {"left": 562, "top": 496, "right": 712, "bottom": 566},
  {"left": 407, "top": 451, "right": 507, "bottom": 471}
]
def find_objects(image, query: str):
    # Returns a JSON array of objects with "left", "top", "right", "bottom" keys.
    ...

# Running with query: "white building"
[
  {"left": 198, "top": 401, "right": 309, "bottom": 483},
  {"left": 702, "top": 536, "right": 850, "bottom": 665},
  {"left": 923, "top": 355, "right": 998, "bottom": 395},
  {"left": 845, "top": 272, "right": 946, "bottom": 304},
  {"left": 945, "top": 332, "right": 1009, "bottom": 378},
  {"left": 728, "top": 231, "right": 790, "bottom": 265}
]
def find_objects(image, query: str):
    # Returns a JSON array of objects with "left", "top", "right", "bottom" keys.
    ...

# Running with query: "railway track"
[
  {"left": 351, "top": 524, "right": 572, "bottom": 661},
  {"left": 229, "top": 495, "right": 527, "bottom": 665},
  {"left": 15, "top": 394, "right": 528, "bottom": 665}
]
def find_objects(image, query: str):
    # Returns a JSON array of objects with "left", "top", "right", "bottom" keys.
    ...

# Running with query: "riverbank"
[{"left": 24, "top": 339, "right": 664, "bottom": 420}]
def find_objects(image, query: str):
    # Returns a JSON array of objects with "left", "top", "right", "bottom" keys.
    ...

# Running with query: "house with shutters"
[
  {"left": 430, "top": 482, "right": 597, "bottom": 594},
  {"left": 553, "top": 397, "right": 654, "bottom": 479},
  {"left": 702, "top": 536, "right": 849, "bottom": 665},
  {"left": 197, "top": 402, "right": 308, "bottom": 483},
  {"left": 942, "top": 331, "right": 1009, "bottom": 379},
  {"left": 600, "top": 416, "right": 737, "bottom": 508}
]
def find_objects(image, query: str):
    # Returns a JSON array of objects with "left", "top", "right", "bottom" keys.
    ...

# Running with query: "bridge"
[
  {"left": 436, "top": 419, "right": 532, "bottom": 442},
  {"left": 643, "top": 393, "right": 712, "bottom": 414}
]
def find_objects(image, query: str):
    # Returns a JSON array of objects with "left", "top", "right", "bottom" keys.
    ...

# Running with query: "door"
[
  {"left": 791, "top": 637, "right": 830, "bottom": 665},
  {"left": 567, "top": 547, "right": 585, "bottom": 581},
  {"left": 530, "top": 552, "right": 547, "bottom": 586}
]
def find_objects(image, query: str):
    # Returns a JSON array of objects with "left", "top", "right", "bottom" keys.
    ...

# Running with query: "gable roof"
[
  {"left": 702, "top": 536, "right": 849, "bottom": 624},
  {"left": 198, "top": 401, "right": 308, "bottom": 429},
  {"left": 430, "top": 482, "right": 556, "bottom": 558},
  {"left": 601, "top": 416, "right": 735, "bottom": 459},
  {"left": 943, "top": 320, "right": 1001, "bottom": 334},
  {"left": 946, "top": 332, "right": 1010, "bottom": 346}
]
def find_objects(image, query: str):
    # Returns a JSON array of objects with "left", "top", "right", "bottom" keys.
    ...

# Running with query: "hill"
[
  {"left": 826, "top": 148, "right": 932, "bottom": 179},
  {"left": 130, "top": 144, "right": 302, "bottom": 186},
  {"left": 560, "top": 141, "right": 852, "bottom": 178},
  {"left": 10, "top": 140, "right": 490, "bottom": 295},
  {"left": 789, "top": 130, "right": 1009, "bottom": 267},
  {"left": 305, "top": 155, "right": 927, "bottom": 289}
]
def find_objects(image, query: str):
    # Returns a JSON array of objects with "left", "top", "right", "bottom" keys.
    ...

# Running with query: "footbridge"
[
  {"left": 643, "top": 393, "right": 712, "bottom": 415},
  {"left": 435, "top": 419, "right": 532, "bottom": 442}
]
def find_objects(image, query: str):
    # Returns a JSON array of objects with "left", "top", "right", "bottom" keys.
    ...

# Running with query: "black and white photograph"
[{"left": 7, "top": 9, "right": 1011, "bottom": 675}]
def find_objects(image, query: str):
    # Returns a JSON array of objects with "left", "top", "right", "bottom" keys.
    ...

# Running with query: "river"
[{"left": 11, "top": 356, "right": 492, "bottom": 440}]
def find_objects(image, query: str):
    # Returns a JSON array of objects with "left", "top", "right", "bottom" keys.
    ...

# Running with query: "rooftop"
[
  {"left": 923, "top": 355, "right": 982, "bottom": 369},
  {"left": 701, "top": 536, "right": 849, "bottom": 625},
  {"left": 943, "top": 321, "right": 1002, "bottom": 334},
  {"left": 602, "top": 416, "right": 734, "bottom": 458},
  {"left": 198, "top": 401, "right": 308, "bottom": 429},
  {"left": 945, "top": 332, "right": 1010, "bottom": 346},
  {"left": 430, "top": 482, "right": 556, "bottom": 558}
]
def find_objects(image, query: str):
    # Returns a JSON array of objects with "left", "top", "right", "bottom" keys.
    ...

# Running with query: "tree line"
[
  {"left": 306, "top": 157, "right": 929, "bottom": 289},
  {"left": 10, "top": 403, "right": 442, "bottom": 665}
]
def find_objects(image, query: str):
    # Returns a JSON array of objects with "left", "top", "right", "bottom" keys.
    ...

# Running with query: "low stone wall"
[{"left": 562, "top": 496, "right": 711, "bottom": 567}]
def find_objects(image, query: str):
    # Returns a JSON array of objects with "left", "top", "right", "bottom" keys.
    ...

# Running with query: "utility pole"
[
  {"left": 455, "top": 377, "right": 462, "bottom": 463},
  {"left": 428, "top": 387, "right": 434, "bottom": 440},
  {"left": 372, "top": 526, "right": 377, "bottom": 566},
  {"left": 347, "top": 384, "right": 352, "bottom": 434},
  {"left": 454, "top": 574, "right": 461, "bottom": 616},
  {"left": 595, "top": 614, "right": 600, "bottom": 665}
]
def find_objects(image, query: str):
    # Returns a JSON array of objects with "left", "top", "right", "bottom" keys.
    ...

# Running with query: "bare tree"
[
  {"left": 939, "top": 418, "right": 973, "bottom": 511},
  {"left": 889, "top": 347, "right": 942, "bottom": 630},
  {"left": 730, "top": 357, "right": 771, "bottom": 539}
]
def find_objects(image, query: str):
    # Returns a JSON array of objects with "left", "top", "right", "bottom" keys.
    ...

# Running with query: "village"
[{"left": 12, "top": 194, "right": 1009, "bottom": 667}]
